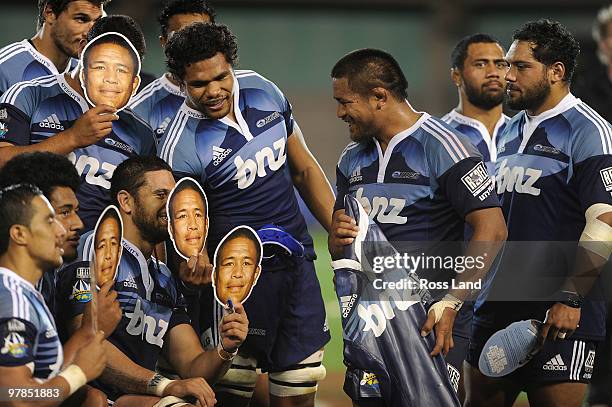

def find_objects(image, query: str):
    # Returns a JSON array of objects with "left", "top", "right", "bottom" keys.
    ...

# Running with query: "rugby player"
[
  {"left": 465, "top": 20, "right": 612, "bottom": 407},
  {"left": 57, "top": 156, "right": 248, "bottom": 406},
  {"left": 0, "top": 0, "right": 108, "bottom": 95},
  {"left": 328, "top": 48, "right": 507, "bottom": 406},
  {"left": 129, "top": 0, "right": 215, "bottom": 140},
  {"left": 159, "top": 22, "right": 333, "bottom": 406},
  {"left": 0, "top": 183, "right": 108, "bottom": 406},
  {"left": 440, "top": 33, "right": 510, "bottom": 401},
  {"left": 0, "top": 15, "right": 156, "bottom": 231}
]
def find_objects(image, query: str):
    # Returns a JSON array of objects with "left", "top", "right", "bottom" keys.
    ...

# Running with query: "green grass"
[{"left": 312, "top": 228, "right": 345, "bottom": 372}]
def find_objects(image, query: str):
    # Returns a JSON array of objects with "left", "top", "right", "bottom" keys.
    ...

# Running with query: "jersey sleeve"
[
  {"left": 0, "top": 103, "right": 31, "bottom": 146},
  {"left": 0, "top": 317, "right": 37, "bottom": 368},
  {"left": 333, "top": 144, "right": 354, "bottom": 212},
  {"left": 570, "top": 117, "right": 612, "bottom": 210},
  {"left": 265, "top": 79, "right": 294, "bottom": 136},
  {"left": 168, "top": 279, "right": 191, "bottom": 329},
  {"left": 158, "top": 120, "right": 205, "bottom": 182}
]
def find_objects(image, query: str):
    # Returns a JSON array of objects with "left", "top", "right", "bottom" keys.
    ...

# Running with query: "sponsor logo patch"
[
  {"left": 600, "top": 167, "right": 612, "bottom": 192},
  {"left": 462, "top": 162, "right": 491, "bottom": 197},
  {"left": 542, "top": 354, "right": 567, "bottom": 371},
  {"left": 0, "top": 108, "right": 7, "bottom": 120},
  {"left": 0, "top": 332, "right": 28, "bottom": 358},
  {"left": 70, "top": 279, "right": 92, "bottom": 303},
  {"left": 340, "top": 294, "right": 357, "bottom": 318},
  {"left": 212, "top": 146, "right": 232, "bottom": 166},
  {"left": 533, "top": 144, "right": 560, "bottom": 155},
  {"left": 447, "top": 363, "right": 460, "bottom": 393},
  {"left": 256, "top": 111, "right": 281, "bottom": 128},
  {"left": 0, "top": 122, "right": 8, "bottom": 137},
  {"left": 391, "top": 170, "right": 420, "bottom": 180},
  {"left": 584, "top": 350, "right": 595, "bottom": 374},
  {"left": 105, "top": 138, "right": 135, "bottom": 154}
]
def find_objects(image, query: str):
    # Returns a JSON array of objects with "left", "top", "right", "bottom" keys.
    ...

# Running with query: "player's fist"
[
  {"left": 328, "top": 209, "right": 359, "bottom": 260},
  {"left": 536, "top": 303, "right": 580, "bottom": 348},
  {"left": 219, "top": 301, "right": 248, "bottom": 353},
  {"left": 73, "top": 331, "right": 107, "bottom": 382},
  {"left": 64, "top": 104, "right": 118, "bottom": 149},
  {"left": 179, "top": 253, "right": 213, "bottom": 287},
  {"left": 97, "top": 280, "right": 122, "bottom": 337},
  {"left": 164, "top": 378, "right": 216, "bottom": 407}
]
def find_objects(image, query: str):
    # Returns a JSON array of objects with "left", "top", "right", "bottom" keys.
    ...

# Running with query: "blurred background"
[{"left": 2, "top": 1, "right": 608, "bottom": 405}]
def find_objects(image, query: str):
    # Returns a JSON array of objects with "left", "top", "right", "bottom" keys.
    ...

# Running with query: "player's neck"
[
  {"left": 456, "top": 100, "right": 503, "bottom": 139},
  {"left": 527, "top": 86, "right": 570, "bottom": 117},
  {"left": 165, "top": 72, "right": 180, "bottom": 87},
  {"left": 377, "top": 101, "right": 421, "bottom": 154},
  {"left": 123, "top": 219, "right": 154, "bottom": 259},
  {"left": 0, "top": 248, "right": 44, "bottom": 286},
  {"left": 31, "top": 26, "right": 71, "bottom": 73}
]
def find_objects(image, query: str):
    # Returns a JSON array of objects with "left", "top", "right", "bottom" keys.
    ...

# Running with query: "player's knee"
[
  {"left": 216, "top": 355, "right": 259, "bottom": 399},
  {"left": 268, "top": 351, "right": 326, "bottom": 397}
]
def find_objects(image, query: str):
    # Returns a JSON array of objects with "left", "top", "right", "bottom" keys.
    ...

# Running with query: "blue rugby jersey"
[
  {"left": 474, "top": 94, "right": 612, "bottom": 340},
  {"left": 0, "top": 40, "right": 77, "bottom": 96},
  {"left": 442, "top": 109, "right": 509, "bottom": 177},
  {"left": 57, "top": 233, "right": 190, "bottom": 399},
  {"left": 0, "top": 267, "right": 63, "bottom": 381},
  {"left": 335, "top": 113, "right": 500, "bottom": 243},
  {"left": 0, "top": 74, "right": 157, "bottom": 231},
  {"left": 129, "top": 74, "right": 185, "bottom": 141},
  {"left": 158, "top": 69, "right": 313, "bottom": 252}
]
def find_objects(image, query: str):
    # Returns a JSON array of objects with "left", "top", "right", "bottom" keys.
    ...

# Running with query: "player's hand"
[
  {"left": 97, "top": 280, "right": 122, "bottom": 337},
  {"left": 179, "top": 253, "right": 213, "bottom": 287},
  {"left": 421, "top": 307, "right": 457, "bottom": 356},
  {"left": 328, "top": 209, "right": 359, "bottom": 260},
  {"left": 536, "top": 303, "right": 580, "bottom": 349},
  {"left": 219, "top": 302, "right": 248, "bottom": 353},
  {"left": 65, "top": 104, "right": 118, "bottom": 149},
  {"left": 164, "top": 378, "right": 216, "bottom": 407},
  {"left": 73, "top": 330, "right": 107, "bottom": 382}
]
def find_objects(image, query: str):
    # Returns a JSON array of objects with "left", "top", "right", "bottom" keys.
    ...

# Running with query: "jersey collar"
[
  {"left": 57, "top": 73, "right": 89, "bottom": 111},
  {"left": 519, "top": 93, "right": 580, "bottom": 153},
  {"left": 121, "top": 239, "right": 154, "bottom": 301},
  {"left": 373, "top": 110, "right": 430, "bottom": 183},
  {"left": 0, "top": 266, "right": 36, "bottom": 291},
  {"left": 219, "top": 71, "right": 254, "bottom": 142},
  {"left": 22, "top": 39, "right": 71, "bottom": 75},
  {"left": 446, "top": 109, "right": 508, "bottom": 162},
  {"left": 161, "top": 73, "right": 184, "bottom": 96}
]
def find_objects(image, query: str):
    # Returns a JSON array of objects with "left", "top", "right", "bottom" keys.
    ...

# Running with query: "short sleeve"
[
  {"left": 55, "top": 262, "right": 92, "bottom": 320},
  {"left": 0, "top": 104, "right": 31, "bottom": 146},
  {"left": 0, "top": 317, "right": 37, "bottom": 367}
]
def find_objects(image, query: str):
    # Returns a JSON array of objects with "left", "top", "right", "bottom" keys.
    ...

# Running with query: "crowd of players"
[{"left": 0, "top": 0, "right": 610, "bottom": 406}]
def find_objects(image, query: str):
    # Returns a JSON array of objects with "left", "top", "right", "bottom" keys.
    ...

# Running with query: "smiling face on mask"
[{"left": 80, "top": 33, "right": 141, "bottom": 111}]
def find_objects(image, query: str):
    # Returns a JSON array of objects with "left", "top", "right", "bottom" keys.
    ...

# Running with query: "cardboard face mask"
[
  {"left": 79, "top": 32, "right": 141, "bottom": 112},
  {"left": 212, "top": 225, "right": 262, "bottom": 306},
  {"left": 91, "top": 205, "right": 123, "bottom": 286},
  {"left": 167, "top": 177, "right": 209, "bottom": 260}
]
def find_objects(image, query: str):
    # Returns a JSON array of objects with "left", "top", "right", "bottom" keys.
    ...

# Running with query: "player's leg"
[
  {"left": 527, "top": 382, "right": 587, "bottom": 407},
  {"left": 445, "top": 333, "right": 470, "bottom": 403},
  {"left": 268, "top": 349, "right": 326, "bottom": 407},
  {"left": 343, "top": 367, "right": 385, "bottom": 407},
  {"left": 114, "top": 395, "right": 195, "bottom": 407},
  {"left": 214, "top": 354, "right": 259, "bottom": 407},
  {"left": 251, "top": 372, "right": 270, "bottom": 407},
  {"left": 62, "top": 385, "right": 108, "bottom": 406},
  {"left": 463, "top": 362, "right": 522, "bottom": 407}
]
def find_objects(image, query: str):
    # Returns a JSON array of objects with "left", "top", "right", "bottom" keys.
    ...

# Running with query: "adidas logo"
[
  {"left": 340, "top": 294, "right": 357, "bottom": 318},
  {"left": 39, "top": 114, "right": 64, "bottom": 131},
  {"left": 543, "top": 354, "right": 567, "bottom": 371},
  {"left": 212, "top": 145, "right": 232, "bottom": 166},
  {"left": 349, "top": 167, "right": 362, "bottom": 183},
  {"left": 123, "top": 275, "right": 137, "bottom": 289},
  {"left": 156, "top": 117, "right": 171, "bottom": 135}
]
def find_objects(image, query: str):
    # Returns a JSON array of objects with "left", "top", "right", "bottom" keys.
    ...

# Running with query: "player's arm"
[
  {"left": 0, "top": 103, "right": 118, "bottom": 167},
  {"left": 162, "top": 301, "right": 248, "bottom": 382},
  {"left": 287, "top": 123, "right": 335, "bottom": 232}
]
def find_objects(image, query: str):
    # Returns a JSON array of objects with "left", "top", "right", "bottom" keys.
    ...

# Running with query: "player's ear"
[
  {"left": 371, "top": 87, "right": 387, "bottom": 109},
  {"left": 549, "top": 62, "right": 565, "bottom": 84},
  {"left": 451, "top": 67, "right": 461, "bottom": 88},
  {"left": 159, "top": 35, "right": 166, "bottom": 49},
  {"left": 9, "top": 224, "right": 28, "bottom": 247},
  {"left": 43, "top": 4, "right": 57, "bottom": 26},
  {"left": 116, "top": 190, "right": 133, "bottom": 214},
  {"left": 131, "top": 75, "right": 141, "bottom": 96}
]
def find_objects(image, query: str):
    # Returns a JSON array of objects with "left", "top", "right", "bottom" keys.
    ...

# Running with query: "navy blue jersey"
[
  {"left": 0, "top": 74, "right": 157, "bottom": 231},
  {"left": 475, "top": 94, "right": 612, "bottom": 340},
  {"left": 57, "top": 234, "right": 190, "bottom": 399},
  {"left": 129, "top": 74, "right": 184, "bottom": 140},
  {"left": 0, "top": 40, "right": 77, "bottom": 96},
  {"left": 333, "top": 196, "right": 459, "bottom": 407},
  {"left": 0, "top": 267, "right": 63, "bottom": 381},
  {"left": 335, "top": 113, "right": 500, "bottom": 243},
  {"left": 34, "top": 270, "right": 57, "bottom": 317},
  {"left": 158, "top": 70, "right": 312, "bottom": 251},
  {"left": 442, "top": 109, "right": 509, "bottom": 177}
]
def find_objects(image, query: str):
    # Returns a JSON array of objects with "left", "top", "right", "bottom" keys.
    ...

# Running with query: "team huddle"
[{"left": 0, "top": 0, "right": 610, "bottom": 406}]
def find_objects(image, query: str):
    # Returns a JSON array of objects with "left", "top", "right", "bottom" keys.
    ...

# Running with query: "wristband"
[
  {"left": 147, "top": 373, "right": 174, "bottom": 397},
  {"left": 58, "top": 364, "right": 87, "bottom": 396},
  {"left": 559, "top": 291, "right": 583, "bottom": 309},
  {"left": 217, "top": 343, "right": 238, "bottom": 361},
  {"left": 428, "top": 293, "right": 463, "bottom": 323}
]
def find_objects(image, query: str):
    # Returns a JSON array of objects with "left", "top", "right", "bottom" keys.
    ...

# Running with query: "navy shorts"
[
  {"left": 468, "top": 322, "right": 599, "bottom": 387},
  {"left": 199, "top": 256, "right": 330, "bottom": 371}
]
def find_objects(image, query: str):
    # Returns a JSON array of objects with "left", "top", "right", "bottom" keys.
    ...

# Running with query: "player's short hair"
[
  {"left": 87, "top": 15, "right": 146, "bottom": 60},
  {"left": 37, "top": 0, "right": 110, "bottom": 29},
  {"left": 215, "top": 227, "right": 261, "bottom": 267},
  {"left": 512, "top": 19, "right": 580, "bottom": 82},
  {"left": 0, "top": 184, "right": 44, "bottom": 254},
  {"left": 0, "top": 152, "right": 80, "bottom": 200},
  {"left": 593, "top": 4, "right": 612, "bottom": 42},
  {"left": 83, "top": 32, "right": 141, "bottom": 76},
  {"left": 158, "top": 0, "right": 216, "bottom": 38},
  {"left": 451, "top": 33, "right": 503, "bottom": 69},
  {"left": 110, "top": 156, "right": 172, "bottom": 205},
  {"left": 331, "top": 48, "right": 408, "bottom": 100},
  {"left": 168, "top": 179, "right": 207, "bottom": 222},
  {"left": 165, "top": 23, "right": 238, "bottom": 81}
]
